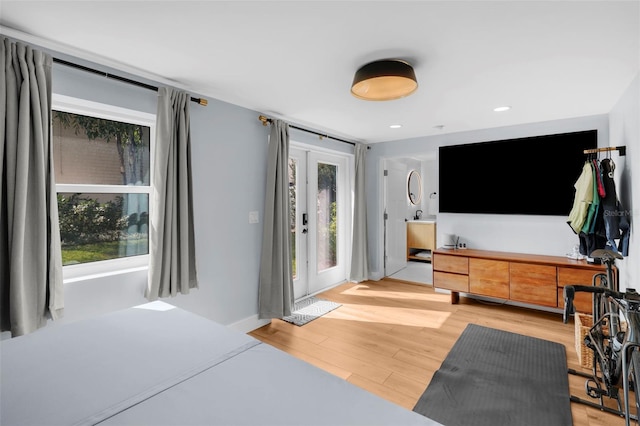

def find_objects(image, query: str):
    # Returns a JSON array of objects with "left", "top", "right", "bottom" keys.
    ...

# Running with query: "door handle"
[{"left": 302, "top": 213, "right": 308, "bottom": 226}]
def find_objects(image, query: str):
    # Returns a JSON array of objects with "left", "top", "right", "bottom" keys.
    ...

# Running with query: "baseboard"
[
  {"left": 227, "top": 315, "right": 271, "bottom": 334},
  {"left": 229, "top": 280, "right": 352, "bottom": 334}
]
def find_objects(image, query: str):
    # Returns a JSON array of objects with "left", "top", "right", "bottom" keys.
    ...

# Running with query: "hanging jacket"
[
  {"left": 567, "top": 162, "right": 594, "bottom": 234},
  {"left": 594, "top": 159, "right": 606, "bottom": 198},
  {"left": 581, "top": 161, "right": 600, "bottom": 234},
  {"left": 600, "top": 158, "right": 630, "bottom": 256}
]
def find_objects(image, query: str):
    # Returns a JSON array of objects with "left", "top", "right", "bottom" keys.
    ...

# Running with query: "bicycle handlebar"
[{"left": 563, "top": 285, "right": 631, "bottom": 324}]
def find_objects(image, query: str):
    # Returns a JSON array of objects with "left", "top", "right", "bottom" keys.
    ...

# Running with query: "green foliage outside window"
[
  {"left": 58, "top": 194, "right": 128, "bottom": 245},
  {"left": 57, "top": 194, "right": 148, "bottom": 265}
]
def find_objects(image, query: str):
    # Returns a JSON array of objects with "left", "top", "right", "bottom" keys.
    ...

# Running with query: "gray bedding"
[{"left": 1, "top": 302, "right": 440, "bottom": 426}]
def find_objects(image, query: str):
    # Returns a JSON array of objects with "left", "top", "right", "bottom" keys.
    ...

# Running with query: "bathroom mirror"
[{"left": 407, "top": 170, "right": 422, "bottom": 205}]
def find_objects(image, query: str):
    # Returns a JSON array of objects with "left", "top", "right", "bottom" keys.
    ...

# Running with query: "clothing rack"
[
  {"left": 258, "top": 115, "right": 358, "bottom": 147},
  {"left": 53, "top": 58, "right": 208, "bottom": 106},
  {"left": 583, "top": 146, "right": 626, "bottom": 156}
]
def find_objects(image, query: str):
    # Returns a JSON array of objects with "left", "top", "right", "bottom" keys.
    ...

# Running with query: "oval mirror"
[{"left": 408, "top": 170, "right": 422, "bottom": 205}]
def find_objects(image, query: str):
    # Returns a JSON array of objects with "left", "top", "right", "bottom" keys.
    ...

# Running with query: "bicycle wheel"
[{"left": 630, "top": 349, "right": 640, "bottom": 424}]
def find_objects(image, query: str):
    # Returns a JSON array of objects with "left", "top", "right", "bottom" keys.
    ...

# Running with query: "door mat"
[
  {"left": 413, "top": 323, "right": 572, "bottom": 426},
  {"left": 281, "top": 296, "right": 341, "bottom": 326}
]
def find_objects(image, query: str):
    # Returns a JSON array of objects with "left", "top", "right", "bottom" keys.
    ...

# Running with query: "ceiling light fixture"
[
  {"left": 351, "top": 59, "right": 418, "bottom": 101},
  {"left": 494, "top": 106, "right": 511, "bottom": 112},
  {"left": 389, "top": 124, "right": 402, "bottom": 129}
]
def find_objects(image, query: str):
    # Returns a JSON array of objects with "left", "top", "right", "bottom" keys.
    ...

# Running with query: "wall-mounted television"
[{"left": 438, "top": 130, "right": 598, "bottom": 216}]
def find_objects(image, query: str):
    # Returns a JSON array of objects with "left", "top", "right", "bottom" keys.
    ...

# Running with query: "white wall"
[
  {"left": 609, "top": 74, "right": 639, "bottom": 291},
  {"left": 366, "top": 114, "right": 610, "bottom": 279}
]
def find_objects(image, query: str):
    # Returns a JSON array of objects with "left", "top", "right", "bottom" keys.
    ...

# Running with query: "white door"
[
  {"left": 289, "top": 147, "right": 308, "bottom": 300},
  {"left": 384, "top": 159, "right": 408, "bottom": 276},
  {"left": 290, "top": 146, "right": 350, "bottom": 299}
]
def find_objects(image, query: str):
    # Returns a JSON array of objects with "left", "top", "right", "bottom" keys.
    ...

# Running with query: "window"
[{"left": 52, "top": 95, "right": 155, "bottom": 277}]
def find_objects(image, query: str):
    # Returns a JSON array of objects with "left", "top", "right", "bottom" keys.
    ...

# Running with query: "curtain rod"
[
  {"left": 53, "top": 57, "right": 208, "bottom": 106},
  {"left": 584, "top": 146, "right": 626, "bottom": 156},
  {"left": 258, "top": 115, "right": 358, "bottom": 147}
]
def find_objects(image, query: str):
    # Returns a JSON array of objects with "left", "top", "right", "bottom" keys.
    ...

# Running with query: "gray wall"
[{"left": 52, "top": 62, "right": 272, "bottom": 331}]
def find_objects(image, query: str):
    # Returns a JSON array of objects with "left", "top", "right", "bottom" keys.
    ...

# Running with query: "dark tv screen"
[{"left": 438, "top": 130, "right": 598, "bottom": 215}]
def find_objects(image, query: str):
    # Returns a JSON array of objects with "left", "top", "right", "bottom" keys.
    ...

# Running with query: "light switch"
[{"left": 249, "top": 211, "right": 259, "bottom": 224}]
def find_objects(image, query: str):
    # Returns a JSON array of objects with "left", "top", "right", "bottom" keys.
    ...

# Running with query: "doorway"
[{"left": 289, "top": 146, "right": 350, "bottom": 300}]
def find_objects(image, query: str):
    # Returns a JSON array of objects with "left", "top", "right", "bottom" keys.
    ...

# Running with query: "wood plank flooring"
[{"left": 249, "top": 279, "right": 631, "bottom": 426}]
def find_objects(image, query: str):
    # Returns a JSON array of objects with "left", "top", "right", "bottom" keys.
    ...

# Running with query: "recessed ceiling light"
[
  {"left": 494, "top": 106, "right": 511, "bottom": 112},
  {"left": 389, "top": 124, "right": 402, "bottom": 129}
]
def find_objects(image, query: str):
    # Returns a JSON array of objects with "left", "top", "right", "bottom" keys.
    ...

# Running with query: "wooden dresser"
[{"left": 433, "top": 248, "right": 609, "bottom": 313}]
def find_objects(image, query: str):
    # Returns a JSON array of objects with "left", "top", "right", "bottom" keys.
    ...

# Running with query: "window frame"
[{"left": 52, "top": 94, "right": 156, "bottom": 282}]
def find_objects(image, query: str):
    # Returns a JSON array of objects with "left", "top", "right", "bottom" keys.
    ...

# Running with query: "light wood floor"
[{"left": 249, "top": 278, "right": 632, "bottom": 426}]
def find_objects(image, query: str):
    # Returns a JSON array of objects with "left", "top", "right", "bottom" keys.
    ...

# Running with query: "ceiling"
[{"left": 1, "top": 1, "right": 638, "bottom": 144}]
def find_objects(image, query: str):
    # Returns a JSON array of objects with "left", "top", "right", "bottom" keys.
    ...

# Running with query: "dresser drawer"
[
  {"left": 558, "top": 267, "right": 601, "bottom": 287},
  {"left": 469, "top": 258, "right": 509, "bottom": 299},
  {"left": 434, "top": 271, "right": 469, "bottom": 292},
  {"left": 433, "top": 254, "right": 468, "bottom": 274},
  {"left": 510, "top": 263, "right": 557, "bottom": 307}
]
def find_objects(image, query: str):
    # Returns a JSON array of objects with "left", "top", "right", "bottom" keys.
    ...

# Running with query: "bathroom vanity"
[{"left": 406, "top": 220, "right": 436, "bottom": 262}]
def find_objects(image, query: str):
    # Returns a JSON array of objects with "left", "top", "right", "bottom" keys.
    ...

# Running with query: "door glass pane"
[
  {"left": 289, "top": 158, "right": 298, "bottom": 279},
  {"left": 57, "top": 193, "right": 149, "bottom": 265},
  {"left": 317, "top": 162, "right": 337, "bottom": 271}
]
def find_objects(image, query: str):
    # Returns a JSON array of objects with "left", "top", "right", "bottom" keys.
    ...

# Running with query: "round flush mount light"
[
  {"left": 493, "top": 106, "right": 511, "bottom": 112},
  {"left": 351, "top": 59, "right": 418, "bottom": 101}
]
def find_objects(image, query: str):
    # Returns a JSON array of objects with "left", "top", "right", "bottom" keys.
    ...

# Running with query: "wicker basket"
[
  {"left": 574, "top": 313, "right": 627, "bottom": 369},
  {"left": 575, "top": 313, "right": 594, "bottom": 368}
]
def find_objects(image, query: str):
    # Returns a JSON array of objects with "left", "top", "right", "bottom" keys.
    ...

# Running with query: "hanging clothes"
[
  {"left": 600, "top": 158, "right": 630, "bottom": 256},
  {"left": 580, "top": 161, "right": 600, "bottom": 233},
  {"left": 578, "top": 160, "right": 606, "bottom": 256},
  {"left": 567, "top": 161, "right": 594, "bottom": 234},
  {"left": 594, "top": 158, "right": 606, "bottom": 198},
  {"left": 570, "top": 155, "right": 630, "bottom": 258}
]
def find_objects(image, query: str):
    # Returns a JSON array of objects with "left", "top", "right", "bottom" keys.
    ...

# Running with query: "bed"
[{"left": 0, "top": 302, "right": 441, "bottom": 426}]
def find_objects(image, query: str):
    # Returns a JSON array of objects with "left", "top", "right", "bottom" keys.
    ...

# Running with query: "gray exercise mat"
[{"left": 413, "top": 323, "right": 572, "bottom": 426}]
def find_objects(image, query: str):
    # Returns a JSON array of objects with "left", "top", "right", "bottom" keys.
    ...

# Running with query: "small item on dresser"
[
  {"left": 565, "top": 244, "right": 585, "bottom": 260},
  {"left": 443, "top": 233, "right": 458, "bottom": 248}
]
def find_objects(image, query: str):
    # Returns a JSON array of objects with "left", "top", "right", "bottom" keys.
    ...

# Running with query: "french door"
[{"left": 289, "top": 146, "right": 349, "bottom": 300}]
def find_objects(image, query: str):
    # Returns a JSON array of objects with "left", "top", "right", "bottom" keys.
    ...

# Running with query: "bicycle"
[{"left": 563, "top": 249, "right": 640, "bottom": 426}]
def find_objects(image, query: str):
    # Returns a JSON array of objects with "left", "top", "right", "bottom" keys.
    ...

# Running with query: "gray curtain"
[
  {"left": 1, "top": 37, "right": 64, "bottom": 336},
  {"left": 146, "top": 87, "right": 198, "bottom": 300},
  {"left": 258, "top": 120, "right": 294, "bottom": 319},
  {"left": 349, "top": 144, "right": 369, "bottom": 282}
]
